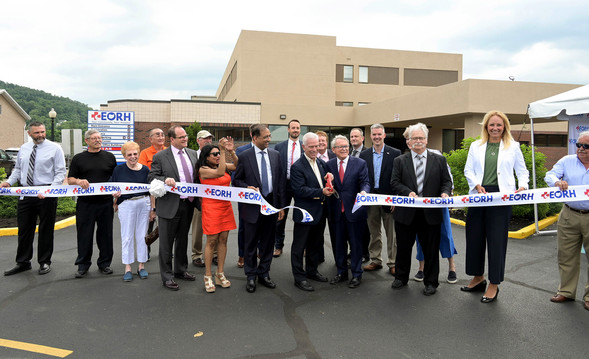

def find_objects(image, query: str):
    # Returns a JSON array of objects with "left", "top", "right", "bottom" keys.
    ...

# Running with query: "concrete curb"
[
  {"left": 450, "top": 214, "right": 560, "bottom": 239},
  {"left": 0, "top": 216, "right": 76, "bottom": 237}
]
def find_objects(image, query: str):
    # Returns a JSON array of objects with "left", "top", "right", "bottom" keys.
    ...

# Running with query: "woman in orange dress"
[{"left": 198, "top": 137, "right": 238, "bottom": 293}]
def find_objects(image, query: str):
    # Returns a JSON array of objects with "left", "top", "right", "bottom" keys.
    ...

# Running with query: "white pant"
[{"left": 118, "top": 196, "right": 150, "bottom": 265}]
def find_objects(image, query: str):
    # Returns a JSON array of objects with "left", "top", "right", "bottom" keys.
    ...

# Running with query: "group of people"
[{"left": 2, "top": 112, "right": 588, "bottom": 311}]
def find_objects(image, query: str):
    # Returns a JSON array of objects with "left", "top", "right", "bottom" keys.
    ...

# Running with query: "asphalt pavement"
[{"left": 1, "top": 204, "right": 588, "bottom": 358}]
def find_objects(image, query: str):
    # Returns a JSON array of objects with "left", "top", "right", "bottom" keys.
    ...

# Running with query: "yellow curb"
[
  {"left": 450, "top": 214, "right": 560, "bottom": 239},
  {"left": 0, "top": 216, "right": 76, "bottom": 237}
]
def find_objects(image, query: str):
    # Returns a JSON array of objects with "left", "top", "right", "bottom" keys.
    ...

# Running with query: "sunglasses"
[
  {"left": 576, "top": 143, "right": 589, "bottom": 150},
  {"left": 210, "top": 152, "right": 221, "bottom": 157}
]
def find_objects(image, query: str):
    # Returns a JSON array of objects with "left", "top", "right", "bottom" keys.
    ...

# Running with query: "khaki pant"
[
  {"left": 366, "top": 206, "right": 396, "bottom": 268},
  {"left": 556, "top": 205, "right": 589, "bottom": 301}
]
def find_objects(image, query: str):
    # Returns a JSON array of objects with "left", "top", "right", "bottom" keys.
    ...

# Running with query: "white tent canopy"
[{"left": 528, "top": 84, "right": 589, "bottom": 119}]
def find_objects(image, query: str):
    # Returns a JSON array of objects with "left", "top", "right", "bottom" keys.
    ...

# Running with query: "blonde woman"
[{"left": 462, "top": 111, "right": 529, "bottom": 303}]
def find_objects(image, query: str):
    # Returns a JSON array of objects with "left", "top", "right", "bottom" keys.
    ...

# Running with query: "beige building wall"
[
  {"left": 0, "top": 91, "right": 29, "bottom": 148},
  {"left": 100, "top": 100, "right": 171, "bottom": 123}
]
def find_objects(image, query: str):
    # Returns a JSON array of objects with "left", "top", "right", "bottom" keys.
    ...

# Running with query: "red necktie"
[
  {"left": 290, "top": 142, "right": 296, "bottom": 166},
  {"left": 339, "top": 160, "right": 345, "bottom": 212}
]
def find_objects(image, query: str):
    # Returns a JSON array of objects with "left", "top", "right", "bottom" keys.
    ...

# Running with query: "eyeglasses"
[
  {"left": 576, "top": 143, "right": 589, "bottom": 150},
  {"left": 210, "top": 152, "right": 221, "bottom": 157},
  {"left": 410, "top": 137, "right": 426, "bottom": 141},
  {"left": 150, "top": 132, "right": 164, "bottom": 138},
  {"left": 333, "top": 146, "right": 349, "bottom": 150}
]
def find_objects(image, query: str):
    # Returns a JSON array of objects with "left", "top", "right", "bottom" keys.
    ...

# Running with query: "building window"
[
  {"left": 534, "top": 134, "right": 567, "bottom": 147},
  {"left": 442, "top": 129, "right": 465, "bottom": 153},
  {"left": 335, "top": 101, "right": 353, "bottom": 107},
  {"left": 359, "top": 66, "right": 368, "bottom": 83},
  {"left": 336, "top": 64, "right": 354, "bottom": 83},
  {"left": 404, "top": 68, "right": 458, "bottom": 87},
  {"left": 358, "top": 102, "right": 370, "bottom": 106},
  {"left": 359, "top": 66, "right": 399, "bottom": 85}
]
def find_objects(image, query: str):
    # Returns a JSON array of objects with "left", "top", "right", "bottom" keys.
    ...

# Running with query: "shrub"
[
  {"left": 444, "top": 137, "right": 562, "bottom": 220},
  {"left": 0, "top": 195, "right": 76, "bottom": 218}
]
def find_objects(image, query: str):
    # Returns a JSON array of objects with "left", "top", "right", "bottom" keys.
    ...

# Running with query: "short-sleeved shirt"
[{"left": 68, "top": 150, "right": 117, "bottom": 203}]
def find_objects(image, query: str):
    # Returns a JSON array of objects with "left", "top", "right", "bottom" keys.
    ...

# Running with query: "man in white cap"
[{"left": 191, "top": 129, "right": 215, "bottom": 267}]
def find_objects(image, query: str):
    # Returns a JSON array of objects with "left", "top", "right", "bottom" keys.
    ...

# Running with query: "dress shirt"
[
  {"left": 304, "top": 154, "right": 323, "bottom": 188},
  {"left": 372, "top": 147, "right": 383, "bottom": 189},
  {"left": 286, "top": 139, "right": 301, "bottom": 180},
  {"left": 351, "top": 146, "right": 362, "bottom": 157},
  {"left": 338, "top": 156, "right": 349, "bottom": 174},
  {"left": 545, "top": 154, "right": 589, "bottom": 210},
  {"left": 411, "top": 150, "right": 428, "bottom": 175},
  {"left": 7, "top": 140, "right": 66, "bottom": 186},
  {"left": 171, "top": 145, "right": 194, "bottom": 184},
  {"left": 317, "top": 151, "right": 330, "bottom": 162},
  {"left": 255, "top": 146, "right": 273, "bottom": 193}
]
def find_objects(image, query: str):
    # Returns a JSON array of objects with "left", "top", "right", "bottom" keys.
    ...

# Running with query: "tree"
[{"left": 185, "top": 121, "right": 203, "bottom": 151}]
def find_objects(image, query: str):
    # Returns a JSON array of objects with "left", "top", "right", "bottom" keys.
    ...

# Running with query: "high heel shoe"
[
  {"left": 481, "top": 287, "right": 499, "bottom": 303},
  {"left": 460, "top": 280, "right": 487, "bottom": 292},
  {"left": 215, "top": 272, "right": 231, "bottom": 288},
  {"left": 204, "top": 275, "right": 216, "bottom": 293}
]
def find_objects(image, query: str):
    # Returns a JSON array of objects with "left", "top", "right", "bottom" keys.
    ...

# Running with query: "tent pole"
[{"left": 529, "top": 111, "right": 540, "bottom": 234}]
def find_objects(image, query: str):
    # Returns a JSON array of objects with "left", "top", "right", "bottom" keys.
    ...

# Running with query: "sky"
[{"left": 1, "top": 0, "right": 588, "bottom": 110}]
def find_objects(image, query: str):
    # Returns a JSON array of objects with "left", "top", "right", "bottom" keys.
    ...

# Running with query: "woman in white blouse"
[{"left": 461, "top": 110, "right": 529, "bottom": 303}]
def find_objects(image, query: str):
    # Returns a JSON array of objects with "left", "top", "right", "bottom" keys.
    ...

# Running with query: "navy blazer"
[
  {"left": 233, "top": 146, "right": 285, "bottom": 224},
  {"left": 290, "top": 156, "right": 327, "bottom": 225},
  {"left": 274, "top": 139, "right": 303, "bottom": 181},
  {"left": 390, "top": 150, "right": 452, "bottom": 225},
  {"left": 359, "top": 145, "right": 401, "bottom": 194},
  {"left": 325, "top": 156, "right": 370, "bottom": 222}
]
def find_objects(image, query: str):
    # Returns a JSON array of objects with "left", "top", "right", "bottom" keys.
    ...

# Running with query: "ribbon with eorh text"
[
  {"left": 0, "top": 182, "right": 314, "bottom": 223},
  {"left": 351, "top": 185, "right": 589, "bottom": 212}
]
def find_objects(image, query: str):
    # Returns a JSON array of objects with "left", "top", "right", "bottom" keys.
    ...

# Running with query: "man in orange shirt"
[{"left": 139, "top": 128, "right": 166, "bottom": 169}]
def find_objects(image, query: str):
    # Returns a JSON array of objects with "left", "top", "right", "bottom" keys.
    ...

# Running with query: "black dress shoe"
[
  {"left": 75, "top": 269, "right": 88, "bottom": 278},
  {"left": 98, "top": 267, "right": 113, "bottom": 275},
  {"left": 348, "top": 277, "right": 361, "bottom": 288},
  {"left": 4, "top": 263, "right": 32, "bottom": 276},
  {"left": 307, "top": 272, "right": 328, "bottom": 282},
  {"left": 330, "top": 273, "right": 349, "bottom": 285},
  {"left": 295, "top": 280, "right": 314, "bottom": 291},
  {"left": 423, "top": 285, "right": 437, "bottom": 296},
  {"left": 391, "top": 279, "right": 406, "bottom": 289},
  {"left": 174, "top": 272, "right": 196, "bottom": 281},
  {"left": 163, "top": 279, "right": 179, "bottom": 291},
  {"left": 259, "top": 276, "right": 276, "bottom": 288},
  {"left": 192, "top": 258, "right": 205, "bottom": 267},
  {"left": 246, "top": 279, "right": 256, "bottom": 293},
  {"left": 460, "top": 280, "right": 487, "bottom": 293},
  {"left": 38, "top": 264, "right": 51, "bottom": 275},
  {"left": 481, "top": 287, "right": 499, "bottom": 303},
  {"left": 212, "top": 256, "right": 218, "bottom": 265}
]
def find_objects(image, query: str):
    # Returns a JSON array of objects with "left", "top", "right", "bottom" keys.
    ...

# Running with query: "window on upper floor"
[
  {"left": 336, "top": 65, "right": 354, "bottom": 83},
  {"left": 359, "top": 66, "right": 399, "bottom": 85},
  {"left": 335, "top": 101, "right": 354, "bottom": 107}
]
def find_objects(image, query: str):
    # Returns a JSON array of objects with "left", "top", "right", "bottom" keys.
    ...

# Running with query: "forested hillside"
[{"left": 0, "top": 80, "right": 91, "bottom": 141}]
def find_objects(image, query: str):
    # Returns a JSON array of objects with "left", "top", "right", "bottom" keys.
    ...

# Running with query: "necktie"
[
  {"left": 415, "top": 154, "right": 424, "bottom": 196},
  {"left": 290, "top": 142, "right": 296, "bottom": 166},
  {"left": 178, "top": 150, "right": 194, "bottom": 201},
  {"left": 352, "top": 149, "right": 358, "bottom": 157},
  {"left": 26, "top": 144, "right": 37, "bottom": 186},
  {"left": 260, "top": 151, "right": 270, "bottom": 196},
  {"left": 339, "top": 160, "right": 345, "bottom": 212}
]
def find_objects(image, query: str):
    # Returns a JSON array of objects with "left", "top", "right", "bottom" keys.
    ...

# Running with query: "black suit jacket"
[
  {"left": 148, "top": 146, "right": 198, "bottom": 219},
  {"left": 390, "top": 150, "right": 452, "bottom": 225},
  {"left": 326, "top": 156, "right": 370, "bottom": 222},
  {"left": 359, "top": 145, "right": 401, "bottom": 194},
  {"left": 290, "top": 157, "right": 327, "bottom": 225},
  {"left": 233, "top": 146, "right": 285, "bottom": 224}
]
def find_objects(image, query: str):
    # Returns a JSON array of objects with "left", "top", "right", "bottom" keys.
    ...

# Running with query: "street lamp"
[{"left": 49, "top": 108, "right": 57, "bottom": 141}]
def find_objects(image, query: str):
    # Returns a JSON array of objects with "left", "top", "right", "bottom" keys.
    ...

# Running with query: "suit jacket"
[
  {"left": 148, "top": 146, "right": 198, "bottom": 219},
  {"left": 390, "top": 150, "right": 452, "bottom": 225},
  {"left": 233, "top": 146, "right": 285, "bottom": 224},
  {"left": 235, "top": 142, "right": 253, "bottom": 156},
  {"left": 274, "top": 139, "right": 303, "bottom": 181},
  {"left": 464, "top": 139, "right": 529, "bottom": 194},
  {"left": 326, "top": 156, "right": 370, "bottom": 222},
  {"left": 290, "top": 156, "right": 327, "bottom": 225},
  {"left": 359, "top": 145, "right": 401, "bottom": 194}
]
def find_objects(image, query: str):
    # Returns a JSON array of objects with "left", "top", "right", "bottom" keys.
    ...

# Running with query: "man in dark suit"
[
  {"left": 233, "top": 124, "right": 286, "bottom": 293},
  {"left": 315, "top": 130, "right": 336, "bottom": 262},
  {"left": 148, "top": 125, "right": 197, "bottom": 291},
  {"left": 272, "top": 119, "right": 303, "bottom": 258},
  {"left": 390, "top": 123, "right": 452, "bottom": 296},
  {"left": 326, "top": 135, "right": 370, "bottom": 288},
  {"left": 290, "top": 132, "right": 333, "bottom": 291},
  {"left": 360, "top": 124, "right": 402, "bottom": 275},
  {"left": 350, "top": 127, "right": 370, "bottom": 262},
  {"left": 233, "top": 125, "right": 255, "bottom": 268}
]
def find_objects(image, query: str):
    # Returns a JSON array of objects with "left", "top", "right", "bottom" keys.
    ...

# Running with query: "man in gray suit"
[{"left": 149, "top": 125, "right": 198, "bottom": 291}]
